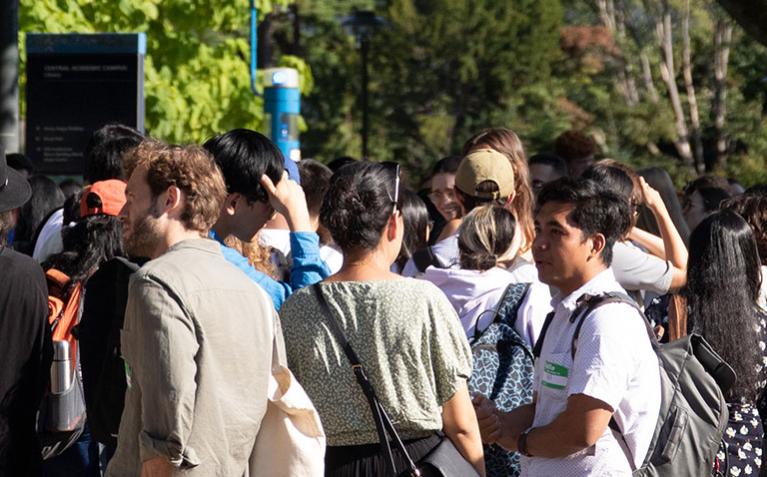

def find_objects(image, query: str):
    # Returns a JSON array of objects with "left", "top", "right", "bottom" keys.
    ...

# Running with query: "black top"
[{"left": 0, "top": 246, "right": 52, "bottom": 477}]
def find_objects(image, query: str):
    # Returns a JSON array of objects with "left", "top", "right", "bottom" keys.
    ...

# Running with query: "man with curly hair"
[{"left": 107, "top": 141, "right": 283, "bottom": 477}]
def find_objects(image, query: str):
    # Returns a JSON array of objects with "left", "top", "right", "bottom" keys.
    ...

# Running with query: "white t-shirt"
[
  {"left": 32, "top": 208, "right": 64, "bottom": 263},
  {"left": 523, "top": 268, "right": 661, "bottom": 477},
  {"left": 320, "top": 244, "right": 343, "bottom": 274}
]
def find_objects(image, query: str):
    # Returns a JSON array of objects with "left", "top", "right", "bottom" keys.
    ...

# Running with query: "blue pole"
[{"left": 250, "top": 0, "right": 259, "bottom": 96}]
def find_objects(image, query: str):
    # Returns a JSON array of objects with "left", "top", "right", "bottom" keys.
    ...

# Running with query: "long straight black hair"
[{"left": 684, "top": 209, "right": 765, "bottom": 403}]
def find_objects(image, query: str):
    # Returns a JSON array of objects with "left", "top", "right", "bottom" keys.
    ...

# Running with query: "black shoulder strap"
[
  {"left": 412, "top": 246, "right": 443, "bottom": 273},
  {"left": 312, "top": 285, "right": 418, "bottom": 477},
  {"left": 532, "top": 311, "right": 555, "bottom": 359},
  {"left": 570, "top": 292, "right": 654, "bottom": 360}
]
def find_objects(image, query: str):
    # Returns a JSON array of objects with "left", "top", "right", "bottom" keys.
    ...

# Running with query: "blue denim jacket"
[{"left": 209, "top": 229, "right": 330, "bottom": 310}]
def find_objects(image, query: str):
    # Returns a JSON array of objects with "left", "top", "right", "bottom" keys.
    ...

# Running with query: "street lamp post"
[{"left": 342, "top": 11, "right": 384, "bottom": 160}]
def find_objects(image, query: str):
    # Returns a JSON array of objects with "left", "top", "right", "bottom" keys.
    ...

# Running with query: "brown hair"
[
  {"left": 125, "top": 140, "right": 226, "bottom": 232},
  {"left": 458, "top": 204, "right": 519, "bottom": 271},
  {"left": 462, "top": 128, "right": 534, "bottom": 252}
]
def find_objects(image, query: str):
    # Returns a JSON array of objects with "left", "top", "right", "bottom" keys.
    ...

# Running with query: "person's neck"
[
  {"left": 557, "top": 264, "right": 608, "bottom": 297},
  {"left": 329, "top": 248, "right": 398, "bottom": 282},
  {"left": 150, "top": 225, "right": 204, "bottom": 259}
]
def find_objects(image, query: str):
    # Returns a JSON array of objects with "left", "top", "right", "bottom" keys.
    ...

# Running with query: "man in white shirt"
[{"left": 475, "top": 177, "right": 661, "bottom": 476}]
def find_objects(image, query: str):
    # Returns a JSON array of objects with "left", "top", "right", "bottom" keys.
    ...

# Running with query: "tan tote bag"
[{"left": 247, "top": 318, "right": 326, "bottom": 477}]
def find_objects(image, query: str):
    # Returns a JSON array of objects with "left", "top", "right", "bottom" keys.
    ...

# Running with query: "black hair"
[
  {"left": 84, "top": 124, "right": 143, "bottom": 183},
  {"left": 298, "top": 159, "right": 333, "bottom": 216},
  {"left": 431, "top": 156, "right": 462, "bottom": 176},
  {"left": 637, "top": 167, "right": 690, "bottom": 245},
  {"left": 14, "top": 175, "right": 66, "bottom": 255},
  {"left": 684, "top": 209, "right": 765, "bottom": 402},
  {"left": 536, "top": 177, "right": 630, "bottom": 266},
  {"left": 203, "top": 129, "right": 284, "bottom": 203},
  {"left": 581, "top": 163, "right": 637, "bottom": 236},
  {"left": 722, "top": 194, "right": 767, "bottom": 267},
  {"left": 327, "top": 156, "right": 357, "bottom": 173},
  {"left": 43, "top": 215, "right": 125, "bottom": 286},
  {"left": 745, "top": 184, "right": 767, "bottom": 197},
  {"left": 529, "top": 152, "right": 568, "bottom": 177},
  {"left": 695, "top": 187, "right": 731, "bottom": 213},
  {"left": 396, "top": 189, "right": 430, "bottom": 270},
  {"left": 321, "top": 161, "right": 400, "bottom": 252}
]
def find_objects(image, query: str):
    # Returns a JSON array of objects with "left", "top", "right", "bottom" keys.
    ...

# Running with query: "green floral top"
[{"left": 280, "top": 279, "right": 473, "bottom": 446}]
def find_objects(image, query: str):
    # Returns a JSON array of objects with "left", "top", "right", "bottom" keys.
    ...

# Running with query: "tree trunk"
[
  {"left": 598, "top": 0, "right": 639, "bottom": 105},
  {"left": 640, "top": 50, "right": 659, "bottom": 103},
  {"left": 711, "top": 19, "right": 733, "bottom": 172},
  {"left": 656, "top": 6, "right": 695, "bottom": 169},
  {"left": 682, "top": 0, "right": 704, "bottom": 173}
]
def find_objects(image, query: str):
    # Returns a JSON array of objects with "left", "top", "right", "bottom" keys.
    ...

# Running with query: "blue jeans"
[{"left": 42, "top": 423, "right": 100, "bottom": 477}]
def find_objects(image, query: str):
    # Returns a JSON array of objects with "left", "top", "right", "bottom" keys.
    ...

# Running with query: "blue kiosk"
[{"left": 263, "top": 67, "right": 301, "bottom": 164}]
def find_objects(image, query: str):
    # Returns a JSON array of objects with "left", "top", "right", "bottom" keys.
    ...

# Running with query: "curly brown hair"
[
  {"left": 124, "top": 140, "right": 226, "bottom": 232},
  {"left": 462, "top": 128, "right": 535, "bottom": 253},
  {"left": 722, "top": 194, "right": 767, "bottom": 267}
]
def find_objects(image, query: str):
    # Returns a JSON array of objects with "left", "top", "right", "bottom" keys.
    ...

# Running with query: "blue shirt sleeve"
[{"left": 289, "top": 231, "right": 332, "bottom": 290}]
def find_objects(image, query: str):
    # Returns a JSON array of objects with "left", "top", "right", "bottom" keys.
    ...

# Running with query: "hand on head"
[{"left": 260, "top": 171, "right": 312, "bottom": 232}]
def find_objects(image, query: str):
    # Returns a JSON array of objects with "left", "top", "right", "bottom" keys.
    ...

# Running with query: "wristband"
[{"left": 517, "top": 428, "right": 534, "bottom": 457}]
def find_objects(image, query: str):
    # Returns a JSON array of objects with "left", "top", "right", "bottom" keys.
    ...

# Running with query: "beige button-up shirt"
[{"left": 107, "top": 238, "right": 284, "bottom": 477}]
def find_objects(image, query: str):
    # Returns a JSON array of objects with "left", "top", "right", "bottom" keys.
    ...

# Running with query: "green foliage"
[{"left": 18, "top": 0, "right": 311, "bottom": 143}]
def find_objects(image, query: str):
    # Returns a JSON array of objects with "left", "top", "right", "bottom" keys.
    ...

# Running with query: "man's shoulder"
[{"left": 1, "top": 248, "right": 45, "bottom": 283}]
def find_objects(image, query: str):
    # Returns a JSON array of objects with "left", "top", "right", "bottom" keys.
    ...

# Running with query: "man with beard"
[{"left": 106, "top": 140, "right": 282, "bottom": 477}]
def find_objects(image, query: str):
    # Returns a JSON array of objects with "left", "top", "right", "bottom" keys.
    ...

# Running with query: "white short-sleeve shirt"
[{"left": 523, "top": 268, "right": 661, "bottom": 477}]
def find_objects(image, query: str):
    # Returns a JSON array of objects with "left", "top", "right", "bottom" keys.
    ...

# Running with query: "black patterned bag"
[{"left": 468, "top": 283, "right": 534, "bottom": 477}]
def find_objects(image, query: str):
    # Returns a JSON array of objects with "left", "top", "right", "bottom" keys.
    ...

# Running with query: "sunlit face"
[
  {"left": 533, "top": 201, "right": 598, "bottom": 294},
  {"left": 120, "top": 164, "right": 164, "bottom": 258},
  {"left": 429, "top": 172, "right": 461, "bottom": 221}
]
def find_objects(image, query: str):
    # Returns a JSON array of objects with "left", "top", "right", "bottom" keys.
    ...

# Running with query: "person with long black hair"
[
  {"left": 684, "top": 210, "right": 767, "bottom": 475},
  {"left": 280, "top": 161, "right": 485, "bottom": 476}
]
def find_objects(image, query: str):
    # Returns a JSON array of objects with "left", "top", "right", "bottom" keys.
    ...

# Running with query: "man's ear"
[
  {"left": 588, "top": 233, "right": 607, "bottom": 261},
  {"left": 223, "top": 193, "right": 239, "bottom": 216},
  {"left": 164, "top": 186, "right": 184, "bottom": 218}
]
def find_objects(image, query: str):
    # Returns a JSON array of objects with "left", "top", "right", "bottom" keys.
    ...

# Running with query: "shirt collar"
[{"left": 551, "top": 268, "right": 623, "bottom": 313}]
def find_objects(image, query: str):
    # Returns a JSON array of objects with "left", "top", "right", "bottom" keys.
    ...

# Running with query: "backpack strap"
[
  {"left": 532, "top": 311, "right": 555, "bottom": 359},
  {"left": 412, "top": 246, "right": 444, "bottom": 273},
  {"left": 472, "top": 282, "right": 531, "bottom": 341}
]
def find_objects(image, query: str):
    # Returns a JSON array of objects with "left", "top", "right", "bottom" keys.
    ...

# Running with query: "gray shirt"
[
  {"left": 611, "top": 241, "right": 674, "bottom": 296},
  {"left": 107, "top": 239, "right": 283, "bottom": 477}
]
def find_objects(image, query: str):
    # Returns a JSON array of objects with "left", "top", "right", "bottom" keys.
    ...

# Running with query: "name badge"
[{"left": 542, "top": 360, "right": 569, "bottom": 390}]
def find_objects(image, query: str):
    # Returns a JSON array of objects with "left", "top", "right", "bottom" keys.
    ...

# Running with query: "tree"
[{"left": 18, "top": 0, "right": 310, "bottom": 143}]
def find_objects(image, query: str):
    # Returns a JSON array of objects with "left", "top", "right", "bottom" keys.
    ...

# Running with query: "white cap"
[{"left": 263, "top": 67, "right": 299, "bottom": 88}]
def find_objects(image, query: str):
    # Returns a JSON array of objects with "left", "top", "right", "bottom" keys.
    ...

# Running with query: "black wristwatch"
[{"left": 517, "top": 428, "right": 534, "bottom": 457}]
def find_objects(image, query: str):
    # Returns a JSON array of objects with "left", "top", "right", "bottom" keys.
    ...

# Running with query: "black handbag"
[{"left": 313, "top": 285, "right": 481, "bottom": 477}]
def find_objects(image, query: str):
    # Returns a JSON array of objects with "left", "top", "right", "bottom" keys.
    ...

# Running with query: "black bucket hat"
[{"left": 0, "top": 147, "right": 32, "bottom": 213}]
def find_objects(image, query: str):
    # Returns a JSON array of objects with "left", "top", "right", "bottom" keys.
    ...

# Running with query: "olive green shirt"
[{"left": 280, "top": 279, "right": 472, "bottom": 446}]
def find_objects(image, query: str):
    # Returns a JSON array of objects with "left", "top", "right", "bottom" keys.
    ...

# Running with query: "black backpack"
[
  {"left": 77, "top": 257, "right": 141, "bottom": 447},
  {"left": 540, "top": 292, "right": 735, "bottom": 477},
  {"left": 468, "top": 283, "right": 534, "bottom": 477}
]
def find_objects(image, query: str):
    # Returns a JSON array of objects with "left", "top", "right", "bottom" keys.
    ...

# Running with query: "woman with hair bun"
[
  {"left": 280, "top": 161, "right": 485, "bottom": 476},
  {"left": 422, "top": 204, "right": 552, "bottom": 346}
]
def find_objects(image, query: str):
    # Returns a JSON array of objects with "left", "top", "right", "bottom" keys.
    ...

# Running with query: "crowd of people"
[{"left": 0, "top": 124, "right": 766, "bottom": 477}]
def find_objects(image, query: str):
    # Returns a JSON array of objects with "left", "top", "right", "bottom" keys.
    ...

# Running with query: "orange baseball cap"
[{"left": 80, "top": 179, "right": 127, "bottom": 218}]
